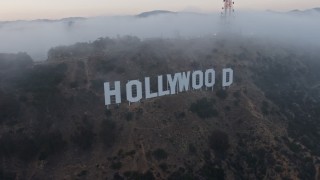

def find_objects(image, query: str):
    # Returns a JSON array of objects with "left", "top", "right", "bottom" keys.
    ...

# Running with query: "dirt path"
[
  {"left": 316, "top": 164, "right": 320, "bottom": 180},
  {"left": 84, "top": 59, "right": 90, "bottom": 90}
]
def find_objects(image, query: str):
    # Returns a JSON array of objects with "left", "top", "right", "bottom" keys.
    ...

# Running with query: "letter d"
[{"left": 222, "top": 68, "right": 234, "bottom": 87}]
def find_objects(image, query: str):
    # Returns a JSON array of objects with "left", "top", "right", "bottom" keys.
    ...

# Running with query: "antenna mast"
[{"left": 221, "top": 0, "right": 235, "bottom": 23}]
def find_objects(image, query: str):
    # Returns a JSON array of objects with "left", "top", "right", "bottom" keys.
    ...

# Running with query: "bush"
[
  {"left": 0, "top": 52, "right": 33, "bottom": 70},
  {"left": 125, "top": 112, "right": 134, "bottom": 121},
  {"left": 0, "top": 93, "right": 20, "bottom": 123},
  {"left": 216, "top": 89, "right": 228, "bottom": 99},
  {"left": 199, "top": 163, "right": 225, "bottom": 180},
  {"left": 38, "top": 131, "right": 66, "bottom": 160},
  {"left": 174, "top": 112, "right": 186, "bottom": 119},
  {"left": 190, "top": 98, "right": 218, "bottom": 119},
  {"left": 0, "top": 133, "right": 17, "bottom": 158},
  {"left": 159, "top": 163, "right": 168, "bottom": 171},
  {"left": 233, "top": 91, "right": 241, "bottom": 98},
  {"left": 90, "top": 79, "right": 105, "bottom": 92},
  {"left": 93, "top": 37, "right": 114, "bottom": 51},
  {"left": 0, "top": 130, "right": 66, "bottom": 161},
  {"left": 125, "top": 150, "right": 136, "bottom": 157},
  {"left": 48, "top": 42, "right": 93, "bottom": 60},
  {"left": 288, "top": 142, "right": 301, "bottom": 153},
  {"left": 209, "top": 130, "right": 230, "bottom": 157},
  {"left": 105, "top": 109, "right": 112, "bottom": 116},
  {"left": 168, "top": 169, "right": 194, "bottom": 180},
  {"left": 0, "top": 170, "right": 16, "bottom": 180},
  {"left": 94, "top": 58, "right": 115, "bottom": 74},
  {"left": 110, "top": 161, "right": 122, "bottom": 170},
  {"left": 72, "top": 125, "right": 95, "bottom": 150},
  {"left": 99, "top": 119, "right": 116, "bottom": 147},
  {"left": 188, "top": 144, "right": 197, "bottom": 155},
  {"left": 261, "top": 101, "right": 269, "bottom": 115},
  {"left": 275, "top": 165, "right": 283, "bottom": 173},
  {"left": 152, "top": 148, "right": 168, "bottom": 161},
  {"left": 123, "top": 170, "right": 154, "bottom": 180}
]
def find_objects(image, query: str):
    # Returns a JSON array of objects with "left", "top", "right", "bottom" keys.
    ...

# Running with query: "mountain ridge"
[
  {"left": 1, "top": 36, "right": 320, "bottom": 179},
  {"left": 1, "top": 7, "right": 320, "bottom": 23}
]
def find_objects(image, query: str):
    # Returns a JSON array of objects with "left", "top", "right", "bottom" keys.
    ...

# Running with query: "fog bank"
[{"left": 0, "top": 11, "right": 319, "bottom": 61}]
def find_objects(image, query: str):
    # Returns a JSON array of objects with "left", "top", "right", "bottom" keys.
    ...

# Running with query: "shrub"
[
  {"left": 216, "top": 89, "right": 228, "bottom": 99},
  {"left": 188, "top": 144, "right": 197, "bottom": 155},
  {"left": 105, "top": 109, "right": 112, "bottom": 116},
  {"left": 125, "top": 112, "right": 134, "bottom": 121},
  {"left": 0, "top": 170, "right": 16, "bottom": 180},
  {"left": 209, "top": 130, "right": 230, "bottom": 157},
  {"left": 95, "top": 59, "right": 115, "bottom": 74},
  {"left": 261, "top": 101, "right": 269, "bottom": 115},
  {"left": 125, "top": 150, "right": 136, "bottom": 157},
  {"left": 0, "top": 133, "right": 17, "bottom": 158},
  {"left": 233, "top": 91, "right": 241, "bottom": 98},
  {"left": 48, "top": 42, "right": 93, "bottom": 60},
  {"left": 174, "top": 112, "right": 186, "bottom": 119},
  {"left": 38, "top": 131, "right": 66, "bottom": 160},
  {"left": 190, "top": 98, "right": 218, "bottom": 119},
  {"left": 0, "top": 93, "right": 20, "bottom": 123},
  {"left": 90, "top": 79, "right": 105, "bottom": 91},
  {"left": 159, "top": 163, "right": 168, "bottom": 171},
  {"left": 110, "top": 161, "right": 122, "bottom": 170},
  {"left": 16, "top": 137, "right": 39, "bottom": 161},
  {"left": 199, "top": 163, "right": 225, "bottom": 180},
  {"left": 113, "top": 173, "right": 124, "bottom": 180},
  {"left": 92, "top": 37, "right": 114, "bottom": 51},
  {"left": 77, "top": 170, "right": 87, "bottom": 177},
  {"left": 17, "top": 63, "right": 67, "bottom": 93},
  {"left": 99, "top": 119, "right": 116, "bottom": 147},
  {"left": 123, "top": 170, "right": 154, "bottom": 180},
  {"left": 72, "top": 126, "right": 95, "bottom": 150},
  {"left": 168, "top": 170, "right": 194, "bottom": 180},
  {"left": 0, "top": 52, "right": 33, "bottom": 70},
  {"left": 152, "top": 148, "right": 168, "bottom": 161},
  {"left": 0, "top": 130, "right": 66, "bottom": 161},
  {"left": 275, "top": 165, "right": 283, "bottom": 173},
  {"left": 288, "top": 142, "right": 301, "bottom": 153},
  {"left": 116, "top": 67, "right": 126, "bottom": 74}
]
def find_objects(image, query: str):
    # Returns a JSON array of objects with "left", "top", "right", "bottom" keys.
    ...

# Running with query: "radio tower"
[{"left": 221, "top": 0, "right": 235, "bottom": 23}]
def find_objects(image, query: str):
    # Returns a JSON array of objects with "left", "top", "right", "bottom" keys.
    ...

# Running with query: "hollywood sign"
[{"left": 104, "top": 68, "right": 233, "bottom": 106}]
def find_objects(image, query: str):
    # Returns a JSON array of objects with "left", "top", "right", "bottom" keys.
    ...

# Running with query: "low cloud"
[{"left": 0, "top": 10, "right": 319, "bottom": 61}]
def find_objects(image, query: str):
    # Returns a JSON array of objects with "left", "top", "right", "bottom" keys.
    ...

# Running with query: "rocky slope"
[{"left": 0, "top": 36, "right": 320, "bottom": 179}]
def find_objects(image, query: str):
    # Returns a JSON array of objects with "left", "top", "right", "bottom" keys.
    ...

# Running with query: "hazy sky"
[{"left": 0, "top": 0, "right": 319, "bottom": 20}]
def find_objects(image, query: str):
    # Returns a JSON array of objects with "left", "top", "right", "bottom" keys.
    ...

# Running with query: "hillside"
[
  {"left": 0, "top": 36, "right": 320, "bottom": 179},
  {"left": 288, "top": 7, "right": 320, "bottom": 16},
  {"left": 136, "top": 10, "right": 176, "bottom": 18}
]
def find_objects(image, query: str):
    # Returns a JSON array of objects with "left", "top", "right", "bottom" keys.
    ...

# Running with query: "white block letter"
[
  {"left": 167, "top": 73, "right": 180, "bottom": 94},
  {"left": 205, "top": 69, "right": 215, "bottom": 88},
  {"left": 126, "top": 80, "right": 142, "bottom": 103},
  {"left": 178, "top": 71, "right": 190, "bottom": 92},
  {"left": 158, "top": 75, "right": 170, "bottom": 96},
  {"left": 222, "top": 68, "right": 234, "bottom": 87},
  {"left": 192, "top": 70, "right": 203, "bottom": 90},
  {"left": 104, "top": 81, "right": 121, "bottom": 105},
  {"left": 145, "top": 77, "right": 158, "bottom": 99}
]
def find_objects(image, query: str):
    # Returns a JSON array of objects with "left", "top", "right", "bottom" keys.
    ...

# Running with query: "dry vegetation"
[{"left": 0, "top": 36, "right": 320, "bottom": 179}]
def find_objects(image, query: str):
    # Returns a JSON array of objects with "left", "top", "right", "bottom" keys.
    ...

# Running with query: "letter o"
[
  {"left": 205, "top": 69, "right": 215, "bottom": 87},
  {"left": 126, "top": 80, "right": 142, "bottom": 102},
  {"left": 192, "top": 70, "right": 203, "bottom": 90}
]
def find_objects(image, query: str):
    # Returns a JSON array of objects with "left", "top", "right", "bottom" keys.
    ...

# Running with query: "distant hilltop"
[
  {"left": 267, "top": 7, "right": 320, "bottom": 16},
  {"left": 0, "top": 17, "right": 86, "bottom": 24},
  {"left": 136, "top": 10, "right": 176, "bottom": 18},
  {"left": 288, "top": 7, "right": 320, "bottom": 15},
  {"left": 2, "top": 7, "right": 320, "bottom": 23}
]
